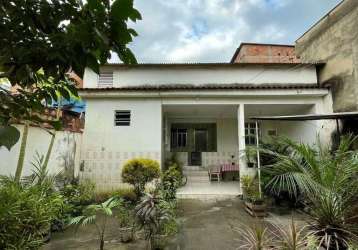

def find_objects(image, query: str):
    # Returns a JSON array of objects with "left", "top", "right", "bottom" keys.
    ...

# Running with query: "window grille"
[{"left": 114, "top": 110, "right": 131, "bottom": 126}]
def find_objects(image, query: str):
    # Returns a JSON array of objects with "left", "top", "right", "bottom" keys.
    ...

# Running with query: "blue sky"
[{"left": 120, "top": 0, "right": 342, "bottom": 63}]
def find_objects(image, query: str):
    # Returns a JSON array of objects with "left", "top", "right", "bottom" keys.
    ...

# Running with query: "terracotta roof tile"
[{"left": 80, "top": 84, "right": 326, "bottom": 91}]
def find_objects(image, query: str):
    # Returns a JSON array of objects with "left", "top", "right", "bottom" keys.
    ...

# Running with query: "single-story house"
[{"left": 79, "top": 61, "right": 335, "bottom": 191}]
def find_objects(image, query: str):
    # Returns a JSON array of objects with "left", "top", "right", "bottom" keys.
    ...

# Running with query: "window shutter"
[
  {"left": 114, "top": 111, "right": 131, "bottom": 126},
  {"left": 98, "top": 71, "right": 113, "bottom": 87}
]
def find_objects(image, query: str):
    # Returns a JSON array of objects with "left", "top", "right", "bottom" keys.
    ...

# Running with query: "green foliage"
[
  {"left": 61, "top": 179, "right": 95, "bottom": 217},
  {"left": 0, "top": 0, "right": 140, "bottom": 83},
  {"left": 0, "top": 177, "right": 64, "bottom": 249},
  {"left": 0, "top": 0, "right": 141, "bottom": 149},
  {"left": 241, "top": 175, "right": 262, "bottom": 202},
  {"left": 0, "top": 125, "right": 20, "bottom": 150},
  {"left": 94, "top": 186, "right": 138, "bottom": 204},
  {"left": 117, "top": 203, "right": 135, "bottom": 228},
  {"left": 69, "top": 197, "right": 122, "bottom": 250},
  {"left": 160, "top": 219, "right": 179, "bottom": 236},
  {"left": 121, "top": 158, "right": 161, "bottom": 197},
  {"left": 245, "top": 146, "right": 258, "bottom": 164},
  {"left": 135, "top": 193, "right": 173, "bottom": 241},
  {"left": 263, "top": 135, "right": 358, "bottom": 249},
  {"left": 164, "top": 153, "right": 183, "bottom": 172},
  {"left": 161, "top": 166, "right": 181, "bottom": 201}
]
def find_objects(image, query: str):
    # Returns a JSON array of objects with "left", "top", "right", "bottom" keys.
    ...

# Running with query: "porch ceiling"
[{"left": 163, "top": 104, "right": 314, "bottom": 118}]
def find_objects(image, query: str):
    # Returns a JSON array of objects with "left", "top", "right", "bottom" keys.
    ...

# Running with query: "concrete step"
[
  {"left": 183, "top": 166, "right": 203, "bottom": 171},
  {"left": 186, "top": 176, "right": 210, "bottom": 183},
  {"left": 176, "top": 194, "right": 239, "bottom": 200},
  {"left": 184, "top": 170, "right": 208, "bottom": 176}
]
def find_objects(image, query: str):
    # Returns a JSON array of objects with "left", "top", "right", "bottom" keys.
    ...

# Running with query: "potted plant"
[
  {"left": 241, "top": 175, "right": 266, "bottom": 217},
  {"left": 245, "top": 146, "right": 257, "bottom": 168},
  {"left": 117, "top": 203, "right": 135, "bottom": 243},
  {"left": 245, "top": 191, "right": 266, "bottom": 217},
  {"left": 240, "top": 175, "right": 254, "bottom": 200}
]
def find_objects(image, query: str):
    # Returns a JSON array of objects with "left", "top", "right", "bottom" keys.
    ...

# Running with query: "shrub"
[
  {"left": 121, "top": 158, "right": 160, "bottom": 197},
  {"left": 161, "top": 166, "right": 181, "bottom": 201},
  {"left": 115, "top": 187, "right": 138, "bottom": 204},
  {"left": 164, "top": 153, "right": 184, "bottom": 185},
  {"left": 0, "top": 177, "right": 64, "bottom": 249},
  {"left": 95, "top": 187, "right": 138, "bottom": 204},
  {"left": 117, "top": 202, "right": 135, "bottom": 228},
  {"left": 61, "top": 179, "right": 95, "bottom": 217}
]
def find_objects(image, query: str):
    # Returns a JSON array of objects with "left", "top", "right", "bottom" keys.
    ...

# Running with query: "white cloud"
[
  {"left": 167, "top": 30, "right": 235, "bottom": 61},
  {"left": 123, "top": 0, "right": 341, "bottom": 63}
]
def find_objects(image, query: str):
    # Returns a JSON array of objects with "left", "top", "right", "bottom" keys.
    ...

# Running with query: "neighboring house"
[
  {"left": 231, "top": 43, "right": 300, "bottom": 64},
  {"left": 296, "top": 0, "right": 358, "bottom": 113},
  {"left": 79, "top": 62, "right": 334, "bottom": 190}
]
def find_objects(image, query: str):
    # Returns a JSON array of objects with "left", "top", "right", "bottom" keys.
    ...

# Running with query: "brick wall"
[{"left": 232, "top": 43, "right": 300, "bottom": 64}]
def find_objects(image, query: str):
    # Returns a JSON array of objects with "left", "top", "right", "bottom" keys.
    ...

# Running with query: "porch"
[
  {"left": 176, "top": 166, "right": 241, "bottom": 199},
  {"left": 162, "top": 103, "right": 328, "bottom": 197}
]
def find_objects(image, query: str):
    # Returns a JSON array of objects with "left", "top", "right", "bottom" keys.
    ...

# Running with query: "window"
[
  {"left": 171, "top": 128, "right": 187, "bottom": 148},
  {"left": 245, "top": 122, "right": 260, "bottom": 145},
  {"left": 267, "top": 129, "right": 277, "bottom": 137},
  {"left": 114, "top": 110, "right": 131, "bottom": 126},
  {"left": 98, "top": 71, "right": 113, "bottom": 87}
]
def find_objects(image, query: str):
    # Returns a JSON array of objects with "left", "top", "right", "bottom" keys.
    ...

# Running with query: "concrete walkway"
[
  {"left": 43, "top": 199, "right": 306, "bottom": 250},
  {"left": 166, "top": 199, "right": 307, "bottom": 250}
]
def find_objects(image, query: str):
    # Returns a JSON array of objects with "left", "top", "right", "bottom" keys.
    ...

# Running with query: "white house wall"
[
  {"left": 0, "top": 125, "right": 82, "bottom": 177},
  {"left": 81, "top": 99, "right": 162, "bottom": 191},
  {"left": 83, "top": 65, "right": 318, "bottom": 88}
]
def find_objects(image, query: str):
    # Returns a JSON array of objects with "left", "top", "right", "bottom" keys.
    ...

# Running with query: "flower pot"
[
  {"left": 245, "top": 200, "right": 266, "bottom": 217},
  {"left": 150, "top": 234, "right": 168, "bottom": 250},
  {"left": 119, "top": 227, "right": 134, "bottom": 243},
  {"left": 247, "top": 162, "right": 255, "bottom": 168}
]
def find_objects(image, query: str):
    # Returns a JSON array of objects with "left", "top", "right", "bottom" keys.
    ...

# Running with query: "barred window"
[
  {"left": 171, "top": 128, "right": 187, "bottom": 148},
  {"left": 98, "top": 71, "right": 113, "bottom": 87},
  {"left": 245, "top": 122, "right": 260, "bottom": 145},
  {"left": 114, "top": 110, "right": 131, "bottom": 126}
]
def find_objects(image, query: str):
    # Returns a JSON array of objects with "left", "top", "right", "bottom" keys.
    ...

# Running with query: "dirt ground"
[{"left": 42, "top": 198, "right": 307, "bottom": 250}]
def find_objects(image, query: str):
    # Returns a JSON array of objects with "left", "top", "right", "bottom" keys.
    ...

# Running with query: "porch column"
[{"left": 237, "top": 104, "right": 247, "bottom": 177}]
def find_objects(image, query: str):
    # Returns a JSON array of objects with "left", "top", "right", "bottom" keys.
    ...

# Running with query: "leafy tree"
[{"left": 0, "top": 0, "right": 141, "bottom": 149}]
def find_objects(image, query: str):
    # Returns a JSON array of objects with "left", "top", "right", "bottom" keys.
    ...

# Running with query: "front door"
[
  {"left": 189, "top": 129, "right": 208, "bottom": 166},
  {"left": 195, "top": 129, "right": 208, "bottom": 151}
]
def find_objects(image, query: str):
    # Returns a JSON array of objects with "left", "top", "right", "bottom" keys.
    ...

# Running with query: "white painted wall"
[
  {"left": 81, "top": 98, "right": 162, "bottom": 191},
  {"left": 0, "top": 125, "right": 82, "bottom": 177},
  {"left": 83, "top": 65, "right": 318, "bottom": 88}
]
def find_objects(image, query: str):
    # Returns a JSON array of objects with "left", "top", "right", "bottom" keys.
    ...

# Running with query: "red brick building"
[{"left": 231, "top": 43, "right": 300, "bottom": 64}]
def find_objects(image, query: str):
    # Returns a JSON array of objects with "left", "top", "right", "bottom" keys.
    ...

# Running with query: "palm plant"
[
  {"left": 69, "top": 197, "right": 121, "bottom": 250},
  {"left": 23, "top": 152, "right": 60, "bottom": 194},
  {"left": 263, "top": 136, "right": 358, "bottom": 249}
]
